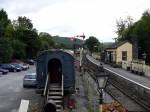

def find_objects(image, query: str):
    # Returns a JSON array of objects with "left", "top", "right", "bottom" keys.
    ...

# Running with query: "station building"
[{"left": 104, "top": 41, "right": 133, "bottom": 65}]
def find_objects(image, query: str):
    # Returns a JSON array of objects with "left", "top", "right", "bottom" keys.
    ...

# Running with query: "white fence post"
[{"left": 122, "top": 60, "right": 150, "bottom": 77}]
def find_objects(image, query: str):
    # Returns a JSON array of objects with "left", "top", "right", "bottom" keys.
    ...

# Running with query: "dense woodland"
[{"left": 116, "top": 9, "right": 150, "bottom": 63}]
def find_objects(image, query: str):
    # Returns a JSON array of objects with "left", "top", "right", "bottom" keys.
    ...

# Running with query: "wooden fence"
[{"left": 122, "top": 61, "right": 150, "bottom": 77}]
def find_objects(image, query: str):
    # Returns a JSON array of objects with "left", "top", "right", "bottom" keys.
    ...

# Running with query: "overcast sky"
[{"left": 0, "top": 0, "right": 150, "bottom": 42}]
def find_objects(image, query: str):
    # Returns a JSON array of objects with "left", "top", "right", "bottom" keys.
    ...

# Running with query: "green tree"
[
  {"left": 13, "top": 16, "right": 40, "bottom": 58},
  {"left": 0, "top": 9, "right": 11, "bottom": 38},
  {"left": 4, "top": 24, "right": 15, "bottom": 39},
  {"left": 59, "top": 43, "right": 66, "bottom": 49},
  {"left": 39, "top": 32, "right": 55, "bottom": 51},
  {"left": 85, "top": 36, "right": 100, "bottom": 54},
  {"left": 0, "top": 9, "right": 13, "bottom": 63},
  {"left": 0, "top": 38, "right": 13, "bottom": 63},
  {"left": 132, "top": 10, "right": 150, "bottom": 62},
  {"left": 116, "top": 16, "right": 134, "bottom": 41},
  {"left": 13, "top": 16, "right": 33, "bottom": 30},
  {"left": 11, "top": 40, "right": 26, "bottom": 59}
]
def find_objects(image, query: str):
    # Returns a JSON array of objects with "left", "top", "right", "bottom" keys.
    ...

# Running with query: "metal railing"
[
  {"left": 62, "top": 74, "right": 64, "bottom": 96},
  {"left": 43, "top": 74, "right": 49, "bottom": 96}
]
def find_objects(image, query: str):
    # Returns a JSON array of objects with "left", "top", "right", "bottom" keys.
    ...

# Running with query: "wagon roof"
[{"left": 37, "top": 49, "right": 74, "bottom": 58}]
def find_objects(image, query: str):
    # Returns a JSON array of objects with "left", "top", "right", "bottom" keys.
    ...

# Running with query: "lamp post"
[
  {"left": 94, "top": 45, "right": 98, "bottom": 53},
  {"left": 142, "top": 52, "right": 147, "bottom": 60},
  {"left": 95, "top": 74, "right": 109, "bottom": 112},
  {"left": 100, "top": 40, "right": 104, "bottom": 52},
  {"left": 142, "top": 52, "right": 147, "bottom": 65}
]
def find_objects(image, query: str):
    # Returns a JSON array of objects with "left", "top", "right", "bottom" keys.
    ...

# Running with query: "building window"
[{"left": 122, "top": 51, "right": 127, "bottom": 61}]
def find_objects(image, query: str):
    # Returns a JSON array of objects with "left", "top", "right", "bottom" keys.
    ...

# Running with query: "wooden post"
[
  {"left": 99, "top": 90, "right": 103, "bottom": 112},
  {"left": 79, "top": 48, "right": 83, "bottom": 72}
]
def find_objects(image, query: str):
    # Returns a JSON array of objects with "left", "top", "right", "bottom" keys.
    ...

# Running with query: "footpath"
[
  {"left": 72, "top": 60, "right": 114, "bottom": 112},
  {"left": 64, "top": 59, "right": 88, "bottom": 112},
  {"left": 73, "top": 70, "right": 89, "bottom": 112}
]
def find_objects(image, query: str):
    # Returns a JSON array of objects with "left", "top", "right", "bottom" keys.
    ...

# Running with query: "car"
[
  {"left": 11, "top": 61, "right": 29, "bottom": 70},
  {"left": 0, "top": 64, "right": 21, "bottom": 72},
  {"left": 0, "top": 67, "right": 9, "bottom": 74},
  {"left": 11, "top": 63, "right": 23, "bottom": 71},
  {"left": 25, "top": 59, "right": 35, "bottom": 65},
  {"left": 19, "top": 63, "right": 29, "bottom": 70},
  {"left": 23, "top": 73, "right": 37, "bottom": 88}
]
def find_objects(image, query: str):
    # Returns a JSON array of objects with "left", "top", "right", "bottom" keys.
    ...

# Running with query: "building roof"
[{"left": 105, "top": 41, "right": 131, "bottom": 50}]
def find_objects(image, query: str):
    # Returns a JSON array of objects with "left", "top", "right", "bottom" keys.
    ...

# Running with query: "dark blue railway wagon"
[{"left": 36, "top": 49, "right": 75, "bottom": 94}]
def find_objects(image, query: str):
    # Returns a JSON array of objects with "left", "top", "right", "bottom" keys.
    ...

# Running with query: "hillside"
[
  {"left": 52, "top": 36, "right": 83, "bottom": 49},
  {"left": 103, "top": 42, "right": 114, "bottom": 49}
]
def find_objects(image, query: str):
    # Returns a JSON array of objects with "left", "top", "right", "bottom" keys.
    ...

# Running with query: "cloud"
[
  {"left": 42, "top": 25, "right": 80, "bottom": 36},
  {"left": 0, "top": 0, "right": 68, "bottom": 15},
  {"left": 0, "top": 0, "right": 150, "bottom": 42}
]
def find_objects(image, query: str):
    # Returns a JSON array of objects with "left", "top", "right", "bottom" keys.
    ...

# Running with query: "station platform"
[{"left": 87, "top": 55, "right": 150, "bottom": 90}]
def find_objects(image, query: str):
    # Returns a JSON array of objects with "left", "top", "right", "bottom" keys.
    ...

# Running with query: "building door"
[
  {"left": 108, "top": 52, "right": 113, "bottom": 62},
  {"left": 48, "top": 58, "right": 62, "bottom": 84}
]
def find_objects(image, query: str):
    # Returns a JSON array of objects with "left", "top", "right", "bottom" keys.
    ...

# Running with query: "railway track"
[{"left": 83, "top": 54, "right": 150, "bottom": 111}]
